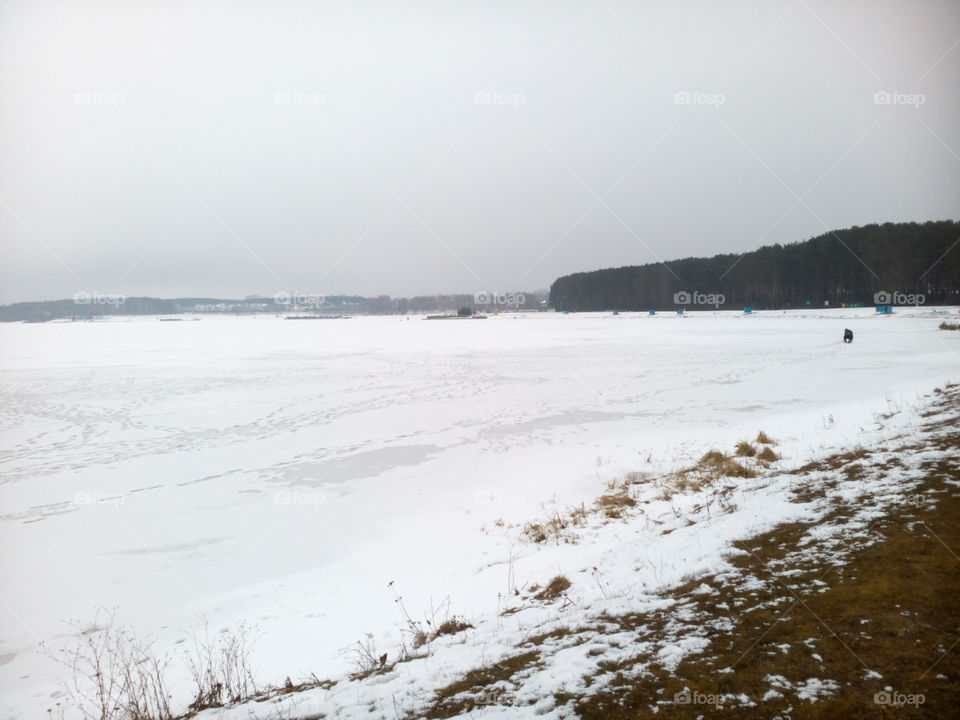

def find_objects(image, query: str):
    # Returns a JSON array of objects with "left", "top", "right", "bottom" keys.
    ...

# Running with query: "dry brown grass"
[
  {"left": 519, "top": 441, "right": 777, "bottom": 544},
  {"left": 522, "top": 479, "right": 646, "bottom": 543},
  {"left": 595, "top": 488, "right": 636, "bottom": 518},
  {"left": 568, "top": 502, "right": 588, "bottom": 525},
  {"left": 434, "top": 617, "right": 473, "bottom": 638},
  {"left": 520, "top": 521, "right": 550, "bottom": 544},
  {"left": 655, "top": 451, "right": 760, "bottom": 501},
  {"left": 657, "top": 473, "right": 709, "bottom": 498},
  {"left": 421, "top": 650, "right": 541, "bottom": 718},
  {"left": 409, "top": 386, "right": 960, "bottom": 720},
  {"left": 521, "top": 507, "right": 582, "bottom": 544},
  {"left": 734, "top": 440, "right": 757, "bottom": 457},
  {"left": 756, "top": 445, "right": 778, "bottom": 463},
  {"left": 689, "top": 450, "right": 758, "bottom": 479},
  {"left": 792, "top": 446, "right": 869, "bottom": 475},
  {"left": 534, "top": 575, "right": 572, "bottom": 601},
  {"left": 755, "top": 430, "right": 776, "bottom": 445},
  {"left": 939, "top": 321, "right": 960, "bottom": 331},
  {"left": 556, "top": 452, "right": 960, "bottom": 719}
]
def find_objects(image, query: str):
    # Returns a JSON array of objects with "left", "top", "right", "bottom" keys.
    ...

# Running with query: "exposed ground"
[{"left": 410, "top": 387, "right": 960, "bottom": 719}]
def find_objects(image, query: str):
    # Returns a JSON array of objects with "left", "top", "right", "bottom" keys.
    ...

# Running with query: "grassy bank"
[{"left": 416, "top": 389, "right": 960, "bottom": 719}]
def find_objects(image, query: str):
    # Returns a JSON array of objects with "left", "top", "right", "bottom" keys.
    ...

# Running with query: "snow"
[
  {"left": 764, "top": 674, "right": 839, "bottom": 702},
  {"left": 0, "top": 307, "right": 957, "bottom": 719}
]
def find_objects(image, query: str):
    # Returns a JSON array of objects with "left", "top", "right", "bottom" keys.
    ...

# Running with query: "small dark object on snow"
[{"left": 843, "top": 328, "right": 854, "bottom": 344}]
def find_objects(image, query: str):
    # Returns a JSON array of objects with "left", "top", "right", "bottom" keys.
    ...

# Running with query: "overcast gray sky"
[{"left": 1, "top": 0, "right": 958, "bottom": 303}]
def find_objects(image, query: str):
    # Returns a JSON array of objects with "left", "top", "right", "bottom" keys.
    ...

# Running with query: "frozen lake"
[{"left": 0, "top": 308, "right": 956, "bottom": 717}]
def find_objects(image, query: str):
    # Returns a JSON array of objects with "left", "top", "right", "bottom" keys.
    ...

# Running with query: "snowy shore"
[{"left": 1, "top": 308, "right": 957, "bottom": 718}]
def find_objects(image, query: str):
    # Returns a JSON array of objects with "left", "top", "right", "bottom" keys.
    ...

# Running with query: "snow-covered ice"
[{"left": 0, "top": 307, "right": 957, "bottom": 718}]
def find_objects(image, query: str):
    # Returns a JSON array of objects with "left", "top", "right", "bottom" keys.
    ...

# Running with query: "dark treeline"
[{"left": 549, "top": 221, "right": 960, "bottom": 311}]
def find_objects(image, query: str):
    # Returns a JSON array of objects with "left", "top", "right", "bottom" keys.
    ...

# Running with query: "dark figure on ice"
[{"left": 843, "top": 328, "right": 854, "bottom": 344}]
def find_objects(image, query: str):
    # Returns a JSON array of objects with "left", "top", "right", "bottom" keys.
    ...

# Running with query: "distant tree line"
[
  {"left": 549, "top": 221, "right": 960, "bottom": 311},
  {"left": 0, "top": 292, "right": 547, "bottom": 322}
]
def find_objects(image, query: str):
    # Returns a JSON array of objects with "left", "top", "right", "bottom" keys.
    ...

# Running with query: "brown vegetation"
[{"left": 534, "top": 575, "right": 572, "bottom": 601}]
